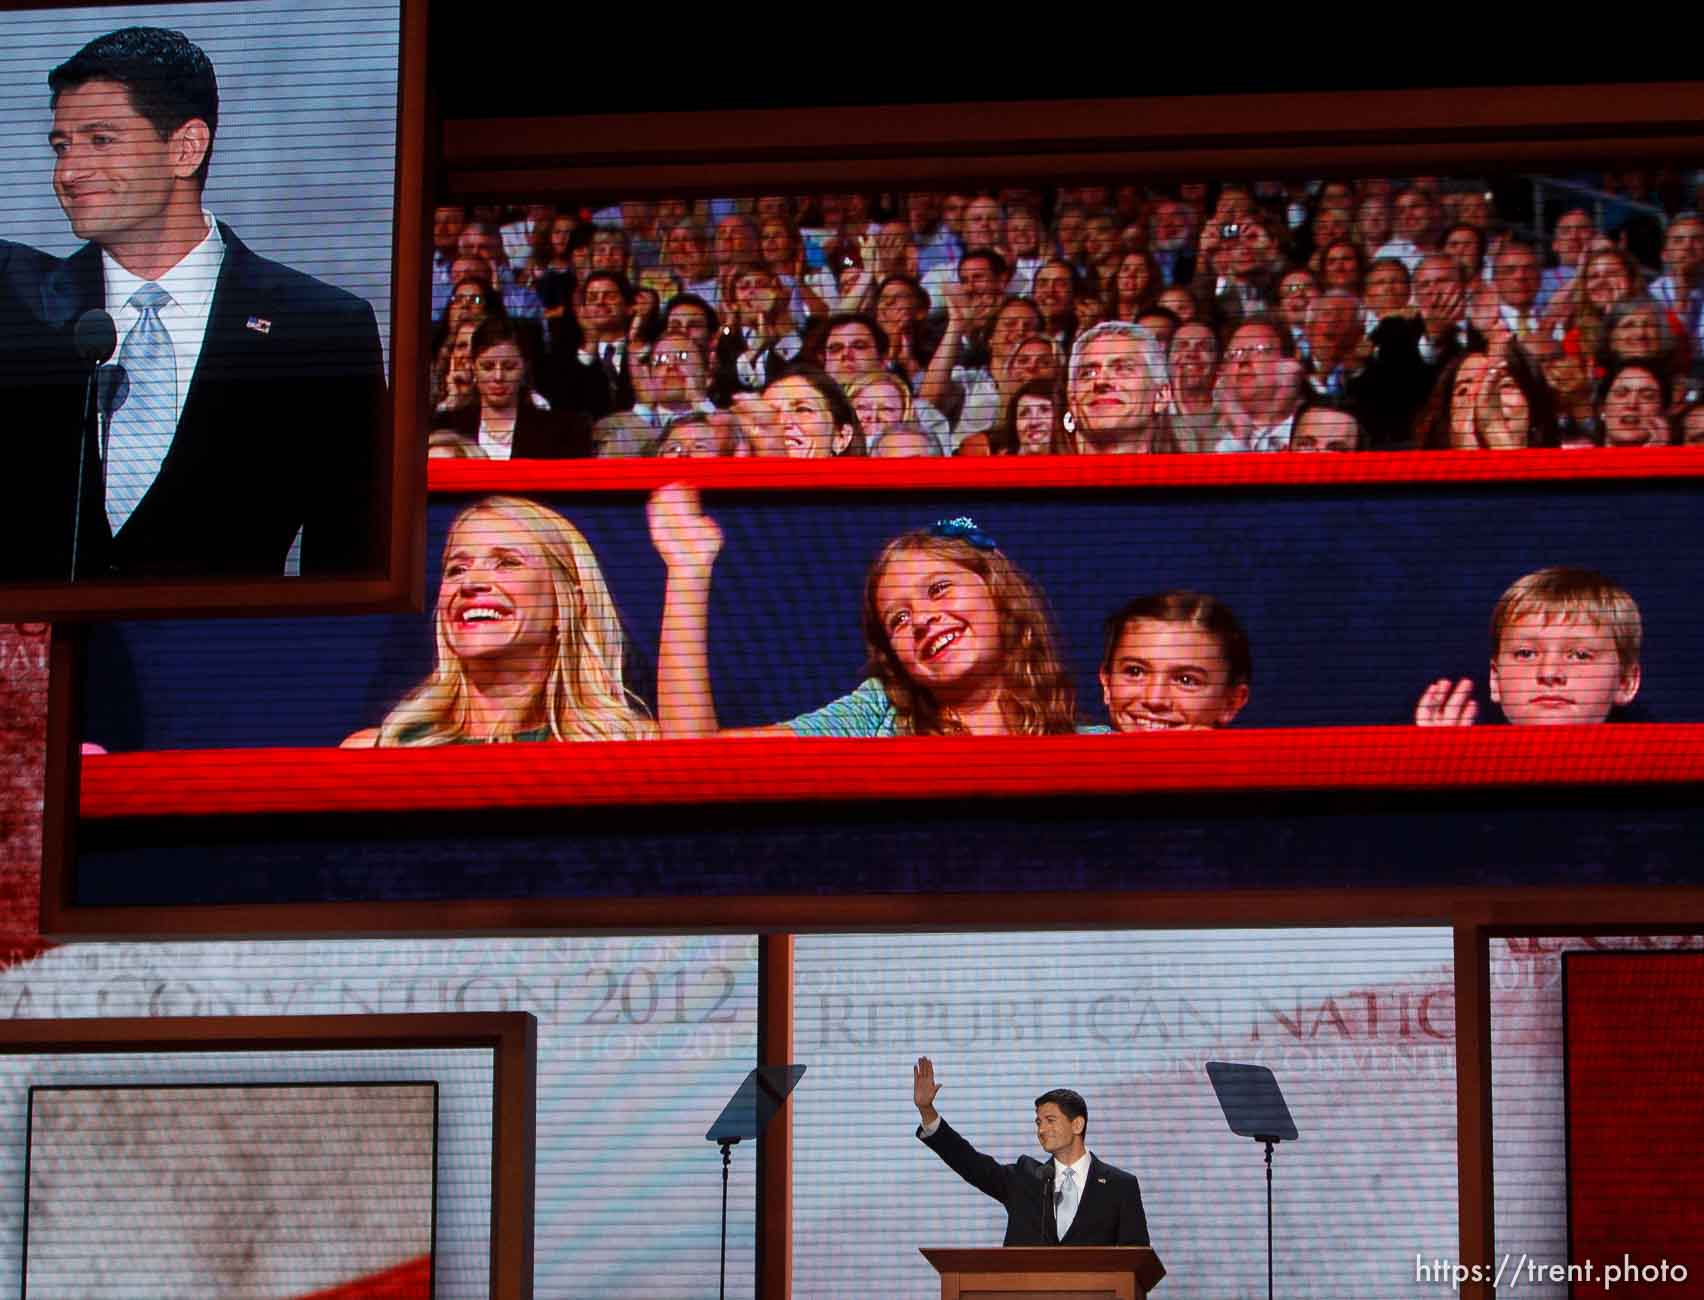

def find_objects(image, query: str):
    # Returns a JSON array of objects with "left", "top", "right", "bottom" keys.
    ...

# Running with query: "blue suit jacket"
[{"left": 1, "top": 224, "right": 384, "bottom": 580}]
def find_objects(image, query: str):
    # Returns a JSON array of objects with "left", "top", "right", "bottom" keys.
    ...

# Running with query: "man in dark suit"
[
  {"left": 1347, "top": 253, "right": 1490, "bottom": 449},
  {"left": 2, "top": 26, "right": 384, "bottom": 581},
  {"left": 912, "top": 1057, "right": 1150, "bottom": 1247},
  {"left": 539, "top": 269, "right": 636, "bottom": 422}
]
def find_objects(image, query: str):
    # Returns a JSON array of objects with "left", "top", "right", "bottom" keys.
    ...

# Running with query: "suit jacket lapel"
[
  {"left": 183, "top": 222, "right": 256, "bottom": 419},
  {"left": 41, "top": 243, "right": 103, "bottom": 332}
]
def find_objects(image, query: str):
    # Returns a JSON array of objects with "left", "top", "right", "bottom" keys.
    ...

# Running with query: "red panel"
[
  {"left": 1566, "top": 953, "right": 1704, "bottom": 1297},
  {"left": 80, "top": 724, "right": 1704, "bottom": 820},
  {"left": 297, "top": 1255, "right": 430, "bottom": 1300},
  {"left": 428, "top": 447, "right": 1704, "bottom": 496},
  {"left": 0, "top": 624, "right": 49, "bottom": 957}
]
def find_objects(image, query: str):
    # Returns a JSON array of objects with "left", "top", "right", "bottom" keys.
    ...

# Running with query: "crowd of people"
[{"left": 425, "top": 174, "right": 1704, "bottom": 460}]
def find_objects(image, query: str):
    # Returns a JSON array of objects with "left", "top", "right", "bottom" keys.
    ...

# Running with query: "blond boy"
[{"left": 1415, "top": 567, "right": 1641, "bottom": 727}]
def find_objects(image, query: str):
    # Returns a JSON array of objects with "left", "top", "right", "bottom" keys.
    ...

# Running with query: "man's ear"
[
  {"left": 1615, "top": 661, "right": 1642, "bottom": 706},
  {"left": 1072, "top": 1115, "right": 1085, "bottom": 1138},
  {"left": 169, "top": 118, "right": 212, "bottom": 182}
]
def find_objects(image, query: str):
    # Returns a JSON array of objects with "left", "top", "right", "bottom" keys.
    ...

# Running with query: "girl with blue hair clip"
[{"left": 647, "top": 486, "right": 1085, "bottom": 736}]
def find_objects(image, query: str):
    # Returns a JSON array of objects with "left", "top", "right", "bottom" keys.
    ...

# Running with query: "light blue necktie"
[
  {"left": 105, "top": 282, "right": 177, "bottom": 533},
  {"left": 1056, "top": 1165, "right": 1078, "bottom": 1239}
]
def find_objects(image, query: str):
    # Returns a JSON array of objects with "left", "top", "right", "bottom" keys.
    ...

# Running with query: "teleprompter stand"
[
  {"left": 1206, "top": 1061, "right": 1298, "bottom": 1300},
  {"left": 705, "top": 1064, "right": 805, "bottom": 1300}
]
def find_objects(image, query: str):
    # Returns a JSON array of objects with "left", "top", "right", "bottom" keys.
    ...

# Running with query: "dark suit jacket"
[
  {"left": 1, "top": 223, "right": 385, "bottom": 580},
  {"left": 441, "top": 397, "right": 591, "bottom": 459},
  {"left": 920, "top": 1118, "right": 1150, "bottom": 1247},
  {"left": 1347, "top": 315, "right": 1489, "bottom": 450},
  {"left": 539, "top": 342, "right": 634, "bottom": 422}
]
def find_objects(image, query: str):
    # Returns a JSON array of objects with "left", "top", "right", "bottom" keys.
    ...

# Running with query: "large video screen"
[
  {"left": 793, "top": 927, "right": 1457, "bottom": 1299},
  {"left": 0, "top": 0, "right": 408, "bottom": 610},
  {"left": 62, "top": 472, "right": 1704, "bottom": 914},
  {"left": 1491, "top": 936, "right": 1704, "bottom": 1299},
  {"left": 49, "top": 159, "right": 1704, "bottom": 919},
  {"left": 0, "top": 935, "right": 759, "bottom": 1299},
  {"left": 1563, "top": 950, "right": 1704, "bottom": 1300},
  {"left": 24, "top": 1081, "right": 437, "bottom": 1298}
]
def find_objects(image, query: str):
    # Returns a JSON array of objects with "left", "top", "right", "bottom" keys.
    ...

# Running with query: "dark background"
[{"left": 423, "top": 20, "right": 1698, "bottom": 120}]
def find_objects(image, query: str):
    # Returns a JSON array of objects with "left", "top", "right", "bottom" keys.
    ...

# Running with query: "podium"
[{"left": 921, "top": 1247, "right": 1166, "bottom": 1299}]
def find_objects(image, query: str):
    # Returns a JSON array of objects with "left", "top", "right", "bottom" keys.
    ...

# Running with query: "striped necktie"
[
  {"left": 1056, "top": 1166, "right": 1079, "bottom": 1239},
  {"left": 105, "top": 282, "right": 177, "bottom": 533}
]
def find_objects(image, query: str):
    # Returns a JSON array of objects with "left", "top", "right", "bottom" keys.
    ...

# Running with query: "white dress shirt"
[
  {"left": 1498, "top": 302, "right": 1543, "bottom": 337},
  {"left": 102, "top": 210, "right": 224, "bottom": 431},
  {"left": 100, "top": 212, "right": 225, "bottom": 531},
  {"left": 1052, "top": 1149, "right": 1093, "bottom": 1237},
  {"left": 1215, "top": 411, "right": 1295, "bottom": 454}
]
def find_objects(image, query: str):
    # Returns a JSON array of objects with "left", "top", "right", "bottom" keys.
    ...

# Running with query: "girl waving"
[{"left": 647, "top": 486, "right": 1079, "bottom": 736}]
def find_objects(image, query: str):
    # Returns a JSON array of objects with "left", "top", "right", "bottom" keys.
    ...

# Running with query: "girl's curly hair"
[{"left": 859, "top": 532, "right": 1077, "bottom": 735}]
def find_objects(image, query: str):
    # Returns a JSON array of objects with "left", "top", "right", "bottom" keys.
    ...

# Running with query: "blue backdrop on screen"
[{"left": 82, "top": 483, "right": 1704, "bottom": 749}]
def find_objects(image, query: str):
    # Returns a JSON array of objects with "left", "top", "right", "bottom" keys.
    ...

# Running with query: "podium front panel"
[{"left": 955, "top": 1276, "right": 1134, "bottom": 1300}]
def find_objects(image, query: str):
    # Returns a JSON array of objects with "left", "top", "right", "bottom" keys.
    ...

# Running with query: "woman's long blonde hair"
[
  {"left": 378, "top": 496, "right": 657, "bottom": 744},
  {"left": 859, "top": 532, "right": 1077, "bottom": 735}
]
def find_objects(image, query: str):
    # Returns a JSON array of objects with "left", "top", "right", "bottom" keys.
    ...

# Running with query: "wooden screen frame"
[
  {"left": 0, "top": 1011, "right": 536, "bottom": 1299},
  {"left": 441, "top": 83, "right": 1704, "bottom": 199},
  {"left": 0, "top": 0, "right": 429, "bottom": 622}
]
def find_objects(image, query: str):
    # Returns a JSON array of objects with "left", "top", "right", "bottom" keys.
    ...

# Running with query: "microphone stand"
[
  {"left": 70, "top": 361, "right": 101, "bottom": 580},
  {"left": 69, "top": 311, "right": 117, "bottom": 581},
  {"left": 717, "top": 1137, "right": 736, "bottom": 1300},
  {"left": 1263, "top": 1137, "right": 1276, "bottom": 1300}
]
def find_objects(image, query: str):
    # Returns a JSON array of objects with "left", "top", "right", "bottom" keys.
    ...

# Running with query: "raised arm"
[
  {"left": 648, "top": 483, "right": 725, "bottom": 737},
  {"left": 648, "top": 484, "right": 792, "bottom": 738},
  {"left": 913, "top": 1056, "right": 1011, "bottom": 1203},
  {"left": 919, "top": 283, "right": 967, "bottom": 414}
]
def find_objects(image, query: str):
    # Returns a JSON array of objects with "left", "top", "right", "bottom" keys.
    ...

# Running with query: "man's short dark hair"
[
  {"left": 876, "top": 273, "right": 930, "bottom": 313},
  {"left": 1034, "top": 1088, "right": 1088, "bottom": 1136},
  {"left": 1232, "top": 312, "right": 1297, "bottom": 358},
  {"left": 960, "top": 247, "right": 1010, "bottom": 283},
  {"left": 661, "top": 293, "right": 719, "bottom": 337},
  {"left": 582, "top": 270, "right": 635, "bottom": 306},
  {"left": 822, "top": 311, "right": 889, "bottom": 360},
  {"left": 51, "top": 27, "right": 219, "bottom": 188},
  {"left": 1496, "top": 235, "right": 1542, "bottom": 265},
  {"left": 591, "top": 225, "right": 632, "bottom": 255},
  {"left": 1291, "top": 399, "right": 1369, "bottom": 452}
]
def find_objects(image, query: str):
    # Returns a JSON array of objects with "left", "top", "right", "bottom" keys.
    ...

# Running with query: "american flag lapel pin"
[{"left": 246, "top": 316, "right": 272, "bottom": 335}]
